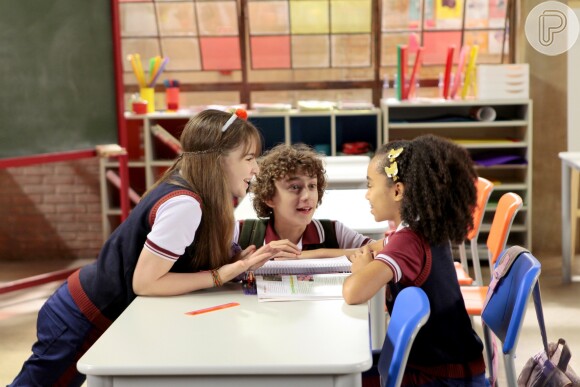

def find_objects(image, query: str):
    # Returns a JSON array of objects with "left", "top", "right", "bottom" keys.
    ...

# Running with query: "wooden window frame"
[{"left": 120, "top": 0, "right": 515, "bottom": 107}]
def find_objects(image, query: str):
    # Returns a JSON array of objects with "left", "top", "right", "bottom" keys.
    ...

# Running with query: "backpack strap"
[
  {"left": 482, "top": 245, "right": 529, "bottom": 387},
  {"left": 238, "top": 219, "right": 268, "bottom": 250},
  {"left": 239, "top": 218, "right": 339, "bottom": 250},
  {"left": 482, "top": 245, "right": 530, "bottom": 310},
  {"left": 318, "top": 219, "right": 339, "bottom": 248}
]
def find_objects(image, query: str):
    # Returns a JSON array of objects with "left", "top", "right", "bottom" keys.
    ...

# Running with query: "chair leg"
[
  {"left": 471, "top": 239, "right": 483, "bottom": 285},
  {"left": 504, "top": 353, "right": 518, "bottom": 387},
  {"left": 482, "top": 325, "right": 495, "bottom": 384},
  {"left": 458, "top": 241, "right": 469, "bottom": 274}
]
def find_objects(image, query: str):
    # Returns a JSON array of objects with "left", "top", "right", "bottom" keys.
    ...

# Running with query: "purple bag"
[{"left": 518, "top": 339, "right": 580, "bottom": 387}]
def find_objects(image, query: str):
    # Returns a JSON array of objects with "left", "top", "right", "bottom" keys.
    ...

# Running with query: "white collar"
[{"left": 395, "top": 222, "right": 409, "bottom": 232}]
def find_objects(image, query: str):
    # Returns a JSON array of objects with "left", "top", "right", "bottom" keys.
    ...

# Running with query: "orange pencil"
[
  {"left": 443, "top": 45, "right": 455, "bottom": 100},
  {"left": 404, "top": 47, "right": 423, "bottom": 100},
  {"left": 185, "top": 302, "right": 240, "bottom": 316}
]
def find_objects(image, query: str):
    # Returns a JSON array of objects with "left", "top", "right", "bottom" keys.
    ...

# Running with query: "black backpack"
[{"left": 238, "top": 219, "right": 339, "bottom": 250}]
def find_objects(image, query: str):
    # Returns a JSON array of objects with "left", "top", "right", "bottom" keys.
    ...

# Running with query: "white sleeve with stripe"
[{"left": 144, "top": 195, "right": 202, "bottom": 261}]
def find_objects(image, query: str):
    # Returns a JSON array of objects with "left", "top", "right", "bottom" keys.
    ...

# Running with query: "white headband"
[
  {"left": 221, "top": 113, "right": 238, "bottom": 132},
  {"left": 220, "top": 109, "right": 248, "bottom": 132}
]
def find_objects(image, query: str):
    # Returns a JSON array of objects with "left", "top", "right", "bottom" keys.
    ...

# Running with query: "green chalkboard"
[{"left": 0, "top": 1, "right": 118, "bottom": 159}]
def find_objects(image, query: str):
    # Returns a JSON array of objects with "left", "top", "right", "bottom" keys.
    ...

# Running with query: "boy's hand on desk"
[
  {"left": 349, "top": 245, "right": 374, "bottom": 273},
  {"left": 266, "top": 239, "right": 301, "bottom": 260},
  {"left": 293, "top": 248, "right": 355, "bottom": 260}
]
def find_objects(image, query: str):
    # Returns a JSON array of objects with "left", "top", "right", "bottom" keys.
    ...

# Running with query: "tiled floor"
[{"left": 1, "top": 255, "right": 579, "bottom": 386}]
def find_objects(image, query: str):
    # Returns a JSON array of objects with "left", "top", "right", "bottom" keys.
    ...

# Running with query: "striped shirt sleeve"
[
  {"left": 144, "top": 195, "right": 202, "bottom": 261},
  {"left": 373, "top": 228, "right": 425, "bottom": 285}
]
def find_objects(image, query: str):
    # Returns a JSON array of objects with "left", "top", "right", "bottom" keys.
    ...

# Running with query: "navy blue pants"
[{"left": 9, "top": 282, "right": 96, "bottom": 387}]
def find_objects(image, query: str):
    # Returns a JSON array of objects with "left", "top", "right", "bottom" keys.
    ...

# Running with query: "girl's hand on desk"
[
  {"left": 233, "top": 244, "right": 282, "bottom": 271},
  {"left": 221, "top": 245, "right": 276, "bottom": 281},
  {"left": 349, "top": 245, "right": 374, "bottom": 273},
  {"left": 343, "top": 246, "right": 390, "bottom": 304}
]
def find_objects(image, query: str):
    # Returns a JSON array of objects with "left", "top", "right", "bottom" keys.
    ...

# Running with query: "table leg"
[
  {"left": 562, "top": 161, "right": 571, "bottom": 284},
  {"left": 572, "top": 170, "right": 579, "bottom": 269},
  {"left": 369, "top": 285, "right": 386, "bottom": 351}
]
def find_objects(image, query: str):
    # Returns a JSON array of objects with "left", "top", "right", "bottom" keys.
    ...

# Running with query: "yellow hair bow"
[{"left": 384, "top": 147, "right": 404, "bottom": 181}]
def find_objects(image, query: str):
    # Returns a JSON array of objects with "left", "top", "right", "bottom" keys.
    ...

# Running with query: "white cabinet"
[{"left": 381, "top": 98, "right": 533, "bottom": 252}]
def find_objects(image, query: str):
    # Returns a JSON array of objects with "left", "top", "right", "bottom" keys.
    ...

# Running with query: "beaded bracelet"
[{"left": 210, "top": 269, "right": 223, "bottom": 287}]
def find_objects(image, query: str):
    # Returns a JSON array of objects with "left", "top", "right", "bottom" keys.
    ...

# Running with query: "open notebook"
[
  {"left": 254, "top": 256, "right": 351, "bottom": 275},
  {"left": 253, "top": 256, "right": 351, "bottom": 302},
  {"left": 256, "top": 273, "right": 349, "bottom": 302}
]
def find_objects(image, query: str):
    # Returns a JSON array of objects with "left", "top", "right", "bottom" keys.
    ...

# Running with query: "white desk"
[
  {"left": 559, "top": 152, "right": 580, "bottom": 283},
  {"left": 77, "top": 283, "right": 372, "bottom": 387},
  {"left": 235, "top": 188, "right": 389, "bottom": 350},
  {"left": 235, "top": 189, "right": 390, "bottom": 240},
  {"left": 323, "top": 156, "right": 369, "bottom": 189}
]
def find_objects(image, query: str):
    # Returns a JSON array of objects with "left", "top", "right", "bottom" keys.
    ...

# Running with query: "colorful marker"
[{"left": 185, "top": 302, "right": 240, "bottom": 316}]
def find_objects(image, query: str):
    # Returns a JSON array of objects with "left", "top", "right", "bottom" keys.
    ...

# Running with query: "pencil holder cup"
[
  {"left": 166, "top": 87, "right": 180, "bottom": 111},
  {"left": 132, "top": 101, "right": 148, "bottom": 115},
  {"left": 139, "top": 87, "right": 155, "bottom": 113}
]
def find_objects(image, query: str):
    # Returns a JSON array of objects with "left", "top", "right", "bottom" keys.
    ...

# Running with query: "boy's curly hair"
[
  {"left": 375, "top": 134, "right": 477, "bottom": 245},
  {"left": 251, "top": 143, "right": 327, "bottom": 218}
]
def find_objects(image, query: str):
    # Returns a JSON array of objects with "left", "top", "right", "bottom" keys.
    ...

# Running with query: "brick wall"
[{"left": 0, "top": 158, "right": 103, "bottom": 261}]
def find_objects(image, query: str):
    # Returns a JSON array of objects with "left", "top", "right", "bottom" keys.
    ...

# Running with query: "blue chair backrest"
[
  {"left": 378, "top": 287, "right": 430, "bottom": 387},
  {"left": 481, "top": 251, "right": 541, "bottom": 354}
]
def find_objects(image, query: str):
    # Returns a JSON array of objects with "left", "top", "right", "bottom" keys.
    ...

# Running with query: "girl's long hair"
[{"left": 144, "top": 109, "right": 262, "bottom": 270}]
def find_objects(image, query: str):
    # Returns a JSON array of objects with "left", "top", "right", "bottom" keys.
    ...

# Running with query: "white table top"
[
  {"left": 235, "top": 189, "right": 390, "bottom": 236},
  {"left": 77, "top": 283, "right": 372, "bottom": 377},
  {"left": 559, "top": 152, "right": 580, "bottom": 168}
]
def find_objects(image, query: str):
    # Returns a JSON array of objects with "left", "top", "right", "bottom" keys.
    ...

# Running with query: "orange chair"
[
  {"left": 461, "top": 192, "right": 523, "bottom": 315},
  {"left": 455, "top": 177, "right": 494, "bottom": 286}
]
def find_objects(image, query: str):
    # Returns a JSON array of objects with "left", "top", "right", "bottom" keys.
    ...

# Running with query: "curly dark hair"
[
  {"left": 375, "top": 134, "right": 477, "bottom": 245},
  {"left": 251, "top": 143, "right": 327, "bottom": 218}
]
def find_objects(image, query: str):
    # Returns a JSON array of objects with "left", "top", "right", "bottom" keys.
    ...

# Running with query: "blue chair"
[
  {"left": 377, "top": 287, "right": 430, "bottom": 387},
  {"left": 481, "top": 251, "right": 541, "bottom": 386}
]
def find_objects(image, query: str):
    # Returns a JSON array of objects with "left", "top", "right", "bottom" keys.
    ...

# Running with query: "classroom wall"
[{"left": 0, "top": 159, "right": 102, "bottom": 261}]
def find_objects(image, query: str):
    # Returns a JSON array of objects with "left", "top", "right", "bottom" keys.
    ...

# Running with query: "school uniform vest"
[
  {"left": 71, "top": 181, "right": 201, "bottom": 326},
  {"left": 387, "top": 242, "right": 485, "bottom": 378}
]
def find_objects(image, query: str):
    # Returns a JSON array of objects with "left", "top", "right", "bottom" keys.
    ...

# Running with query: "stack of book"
[{"left": 254, "top": 256, "right": 351, "bottom": 302}]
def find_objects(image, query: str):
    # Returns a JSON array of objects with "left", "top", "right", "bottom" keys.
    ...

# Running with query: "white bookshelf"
[{"left": 381, "top": 98, "right": 533, "bottom": 252}]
